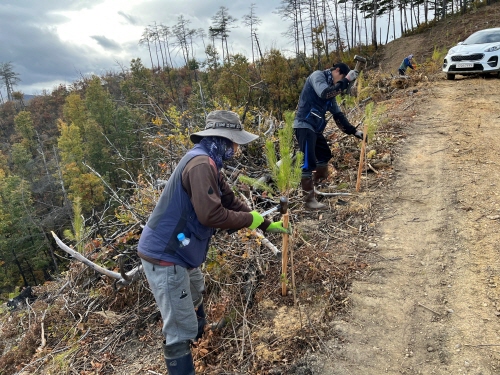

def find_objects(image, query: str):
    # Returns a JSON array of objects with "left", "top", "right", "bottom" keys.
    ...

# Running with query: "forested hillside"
[{"left": 1, "top": 0, "right": 500, "bottom": 373}]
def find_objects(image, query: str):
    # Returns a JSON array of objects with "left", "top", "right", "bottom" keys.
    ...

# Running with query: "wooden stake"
[
  {"left": 281, "top": 211, "right": 289, "bottom": 296},
  {"left": 356, "top": 123, "right": 369, "bottom": 192},
  {"left": 279, "top": 196, "right": 289, "bottom": 297},
  {"left": 290, "top": 227, "right": 297, "bottom": 306}
]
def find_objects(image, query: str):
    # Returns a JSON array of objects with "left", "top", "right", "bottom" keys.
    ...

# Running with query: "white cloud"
[{"left": 0, "top": 0, "right": 398, "bottom": 96}]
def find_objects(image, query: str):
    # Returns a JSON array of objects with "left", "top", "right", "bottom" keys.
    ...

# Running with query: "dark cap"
[{"left": 332, "top": 62, "right": 350, "bottom": 76}]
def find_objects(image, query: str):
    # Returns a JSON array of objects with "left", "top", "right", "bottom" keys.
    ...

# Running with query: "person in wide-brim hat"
[
  {"left": 190, "top": 110, "right": 258, "bottom": 145},
  {"left": 137, "top": 109, "right": 288, "bottom": 375}
]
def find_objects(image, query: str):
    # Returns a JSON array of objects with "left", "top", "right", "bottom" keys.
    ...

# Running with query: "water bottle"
[{"left": 177, "top": 233, "right": 190, "bottom": 247}]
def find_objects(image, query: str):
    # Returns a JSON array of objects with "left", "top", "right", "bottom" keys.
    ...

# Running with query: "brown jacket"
[{"left": 182, "top": 155, "right": 271, "bottom": 231}]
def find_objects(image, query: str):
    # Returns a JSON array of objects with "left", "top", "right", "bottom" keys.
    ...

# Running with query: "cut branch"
[{"left": 51, "top": 231, "right": 142, "bottom": 287}]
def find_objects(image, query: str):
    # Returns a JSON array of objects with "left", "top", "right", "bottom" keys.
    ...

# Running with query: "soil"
[{"left": 308, "top": 75, "right": 500, "bottom": 375}]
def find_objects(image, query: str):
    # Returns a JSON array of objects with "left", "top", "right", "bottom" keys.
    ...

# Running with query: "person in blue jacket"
[
  {"left": 137, "top": 110, "right": 288, "bottom": 375},
  {"left": 398, "top": 54, "right": 415, "bottom": 75},
  {"left": 294, "top": 62, "right": 363, "bottom": 210}
]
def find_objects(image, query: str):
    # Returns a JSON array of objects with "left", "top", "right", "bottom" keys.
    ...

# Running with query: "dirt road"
[{"left": 314, "top": 77, "right": 500, "bottom": 374}]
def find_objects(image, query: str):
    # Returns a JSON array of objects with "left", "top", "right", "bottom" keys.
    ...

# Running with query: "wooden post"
[
  {"left": 280, "top": 197, "right": 289, "bottom": 296},
  {"left": 356, "top": 123, "right": 369, "bottom": 192}
]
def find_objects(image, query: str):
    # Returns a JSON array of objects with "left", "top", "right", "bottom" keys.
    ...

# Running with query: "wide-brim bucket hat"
[{"left": 190, "top": 110, "right": 259, "bottom": 145}]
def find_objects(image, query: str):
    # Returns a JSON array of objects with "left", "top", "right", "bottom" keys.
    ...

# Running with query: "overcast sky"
[{"left": 0, "top": 0, "right": 290, "bottom": 96}]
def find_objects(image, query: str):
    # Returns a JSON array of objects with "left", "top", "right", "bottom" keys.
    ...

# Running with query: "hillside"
[
  {"left": 374, "top": 1, "right": 500, "bottom": 73},
  {"left": 2, "top": 3, "right": 500, "bottom": 375}
]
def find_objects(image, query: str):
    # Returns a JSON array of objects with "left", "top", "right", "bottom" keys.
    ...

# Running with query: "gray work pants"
[{"left": 141, "top": 259, "right": 205, "bottom": 346}]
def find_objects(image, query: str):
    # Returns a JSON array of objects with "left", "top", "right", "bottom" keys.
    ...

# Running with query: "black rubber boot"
[
  {"left": 163, "top": 341, "right": 195, "bottom": 375},
  {"left": 195, "top": 303, "right": 207, "bottom": 340}
]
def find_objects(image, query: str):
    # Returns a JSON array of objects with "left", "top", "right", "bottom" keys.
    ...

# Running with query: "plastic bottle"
[{"left": 177, "top": 233, "right": 190, "bottom": 247}]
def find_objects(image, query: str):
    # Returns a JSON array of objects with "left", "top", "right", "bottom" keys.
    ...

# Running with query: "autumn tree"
[
  {"left": 57, "top": 118, "right": 105, "bottom": 212},
  {"left": 14, "top": 111, "right": 36, "bottom": 152},
  {"left": 260, "top": 49, "right": 296, "bottom": 118}
]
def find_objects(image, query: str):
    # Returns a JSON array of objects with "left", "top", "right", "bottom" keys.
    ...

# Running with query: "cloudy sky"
[{"left": 0, "top": 0, "right": 290, "bottom": 96}]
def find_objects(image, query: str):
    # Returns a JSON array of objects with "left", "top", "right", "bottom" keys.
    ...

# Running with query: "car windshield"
[{"left": 463, "top": 29, "right": 500, "bottom": 44}]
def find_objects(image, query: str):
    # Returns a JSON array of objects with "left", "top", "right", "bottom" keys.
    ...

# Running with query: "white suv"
[{"left": 442, "top": 27, "right": 500, "bottom": 80}]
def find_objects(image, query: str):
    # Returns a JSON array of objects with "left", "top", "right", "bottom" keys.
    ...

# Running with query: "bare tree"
[
  {"left": 0, "top": 62, "right": 21, "bottom": 102},
  {"left": 160, "top": 24, "right": 175, "bottom": 69},
  {"left": 150, "top": 22, "right": 165, "bottom": 68},
  {"left": 372, "top": 0, "right": 378, "bottom": 48},
  {"left": 242, "top": 3, "right": 262, "bottom": 65},
  {"left": 139, "top": 28, "right": 155, "bottom": 69},
  {"left": 276, "top": 0, "right": 306, "bottom": 56},
  {"left": 210, "top": 6, "right": 238, "bottom": 65},
  {"left": 173, "top": 15, "right": 193, "bottom": 67},
  {"left": 325, "top": 0, "right": 343, "bottom": 56}
]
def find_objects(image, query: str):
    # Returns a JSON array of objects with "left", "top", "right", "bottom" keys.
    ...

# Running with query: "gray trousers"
[{"left": 141, "top": 259, "right": 205, "bottom": 346}]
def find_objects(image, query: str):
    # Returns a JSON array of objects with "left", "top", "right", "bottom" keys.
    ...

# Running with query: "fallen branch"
[
  {"left": 51, "top": 231, "right": 142, "bottom": 287},
  {"left": 38, "top": 310, "right": 47, "bottom": 352},
  {"left": 367, "top": 163, "right": 379, "bottom": 174},
  {"left": 314, "top": 189, "right": 353, "bottom": 196},
  {"left": 252, "top": 230, "right": 281, "bottom": 257}
]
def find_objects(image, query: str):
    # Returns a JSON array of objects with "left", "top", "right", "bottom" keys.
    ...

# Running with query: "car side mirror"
[{"left": 457, "top": 42, "right": 464, "bottom": 45}]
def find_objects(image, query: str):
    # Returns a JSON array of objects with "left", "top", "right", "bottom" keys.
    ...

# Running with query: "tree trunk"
[{"left": 372, "top": 0, "right": 378, "bottom": 49}]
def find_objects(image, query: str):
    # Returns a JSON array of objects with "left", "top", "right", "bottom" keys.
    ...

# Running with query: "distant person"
[
  {"left": 293, "top": 62, "right": 364, "bottom": 210},
  {"left": 137, "top": 110, "right": 288, "bottom": 374},
  {"left": 398, "top": 54, "right": 415, "bottom": 75}
]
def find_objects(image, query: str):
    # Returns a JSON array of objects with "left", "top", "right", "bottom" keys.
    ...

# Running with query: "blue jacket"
[
  {"left": 294, "top": 69, "right": 346, "bottom": 133},
  {"left": 138, "top": 145, "right": 215, "bottom": 268},
  {"left": 399, "top": 57, "right": 414, "bottom": 72}
]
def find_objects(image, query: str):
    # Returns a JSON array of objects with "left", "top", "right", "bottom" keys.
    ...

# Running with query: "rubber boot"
[
  {"left": 301, "top": 177, "right": 326, "bottom": 210},
  {"left": 313, "top": 164, "right": 329, "bottom": 184},
  {"left": 163, "top": 341, "right": 195, "bottom": 375},
  {"left": 195, "top": 303, "right": 207, "bottom": 340}
]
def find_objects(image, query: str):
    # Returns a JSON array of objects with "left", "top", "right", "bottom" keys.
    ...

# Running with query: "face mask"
[{"left": 199, "top": 136, "right": 234, "bottom": 169}]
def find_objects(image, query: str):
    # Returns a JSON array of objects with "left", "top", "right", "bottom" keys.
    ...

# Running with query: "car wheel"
[{"left": 446, "top": 73, "right": 455, "bottom": 80}]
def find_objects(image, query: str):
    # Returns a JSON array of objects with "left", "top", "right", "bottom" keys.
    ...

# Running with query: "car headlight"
[{"left": 485, "top": 45, "right": 500, "bottom": 52}]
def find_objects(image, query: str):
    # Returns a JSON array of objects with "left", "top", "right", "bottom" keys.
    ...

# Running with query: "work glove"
[
  {"left": 346, "top": 69, "right": 358, "bottom": 82},
  {"left": 266, "top": 221, "right": 291, "bottom": 234},
  {"left": 248, "top": 210, "right": 264, "bottom": 230},
  {"left": 354, "top": 130, "right": 366, "bottom": 142}
]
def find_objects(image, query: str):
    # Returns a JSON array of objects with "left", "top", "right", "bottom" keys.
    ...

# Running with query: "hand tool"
[
  {"left": 347, "top": 55, "right": 367, "bottom": 95},
  {"left": 227, "top": 197, "right": 288, "bottom": 235},
  {"left": 353, "top": 54, "right": 367, "bottom": 72}
]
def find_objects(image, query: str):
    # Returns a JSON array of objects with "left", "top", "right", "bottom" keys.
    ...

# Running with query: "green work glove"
[
  {"left": 266, "top": 221, "right": 291, "bottom": 234},
  {"left": 249, "top": 211, "right": 264, "bottom": 230}
]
